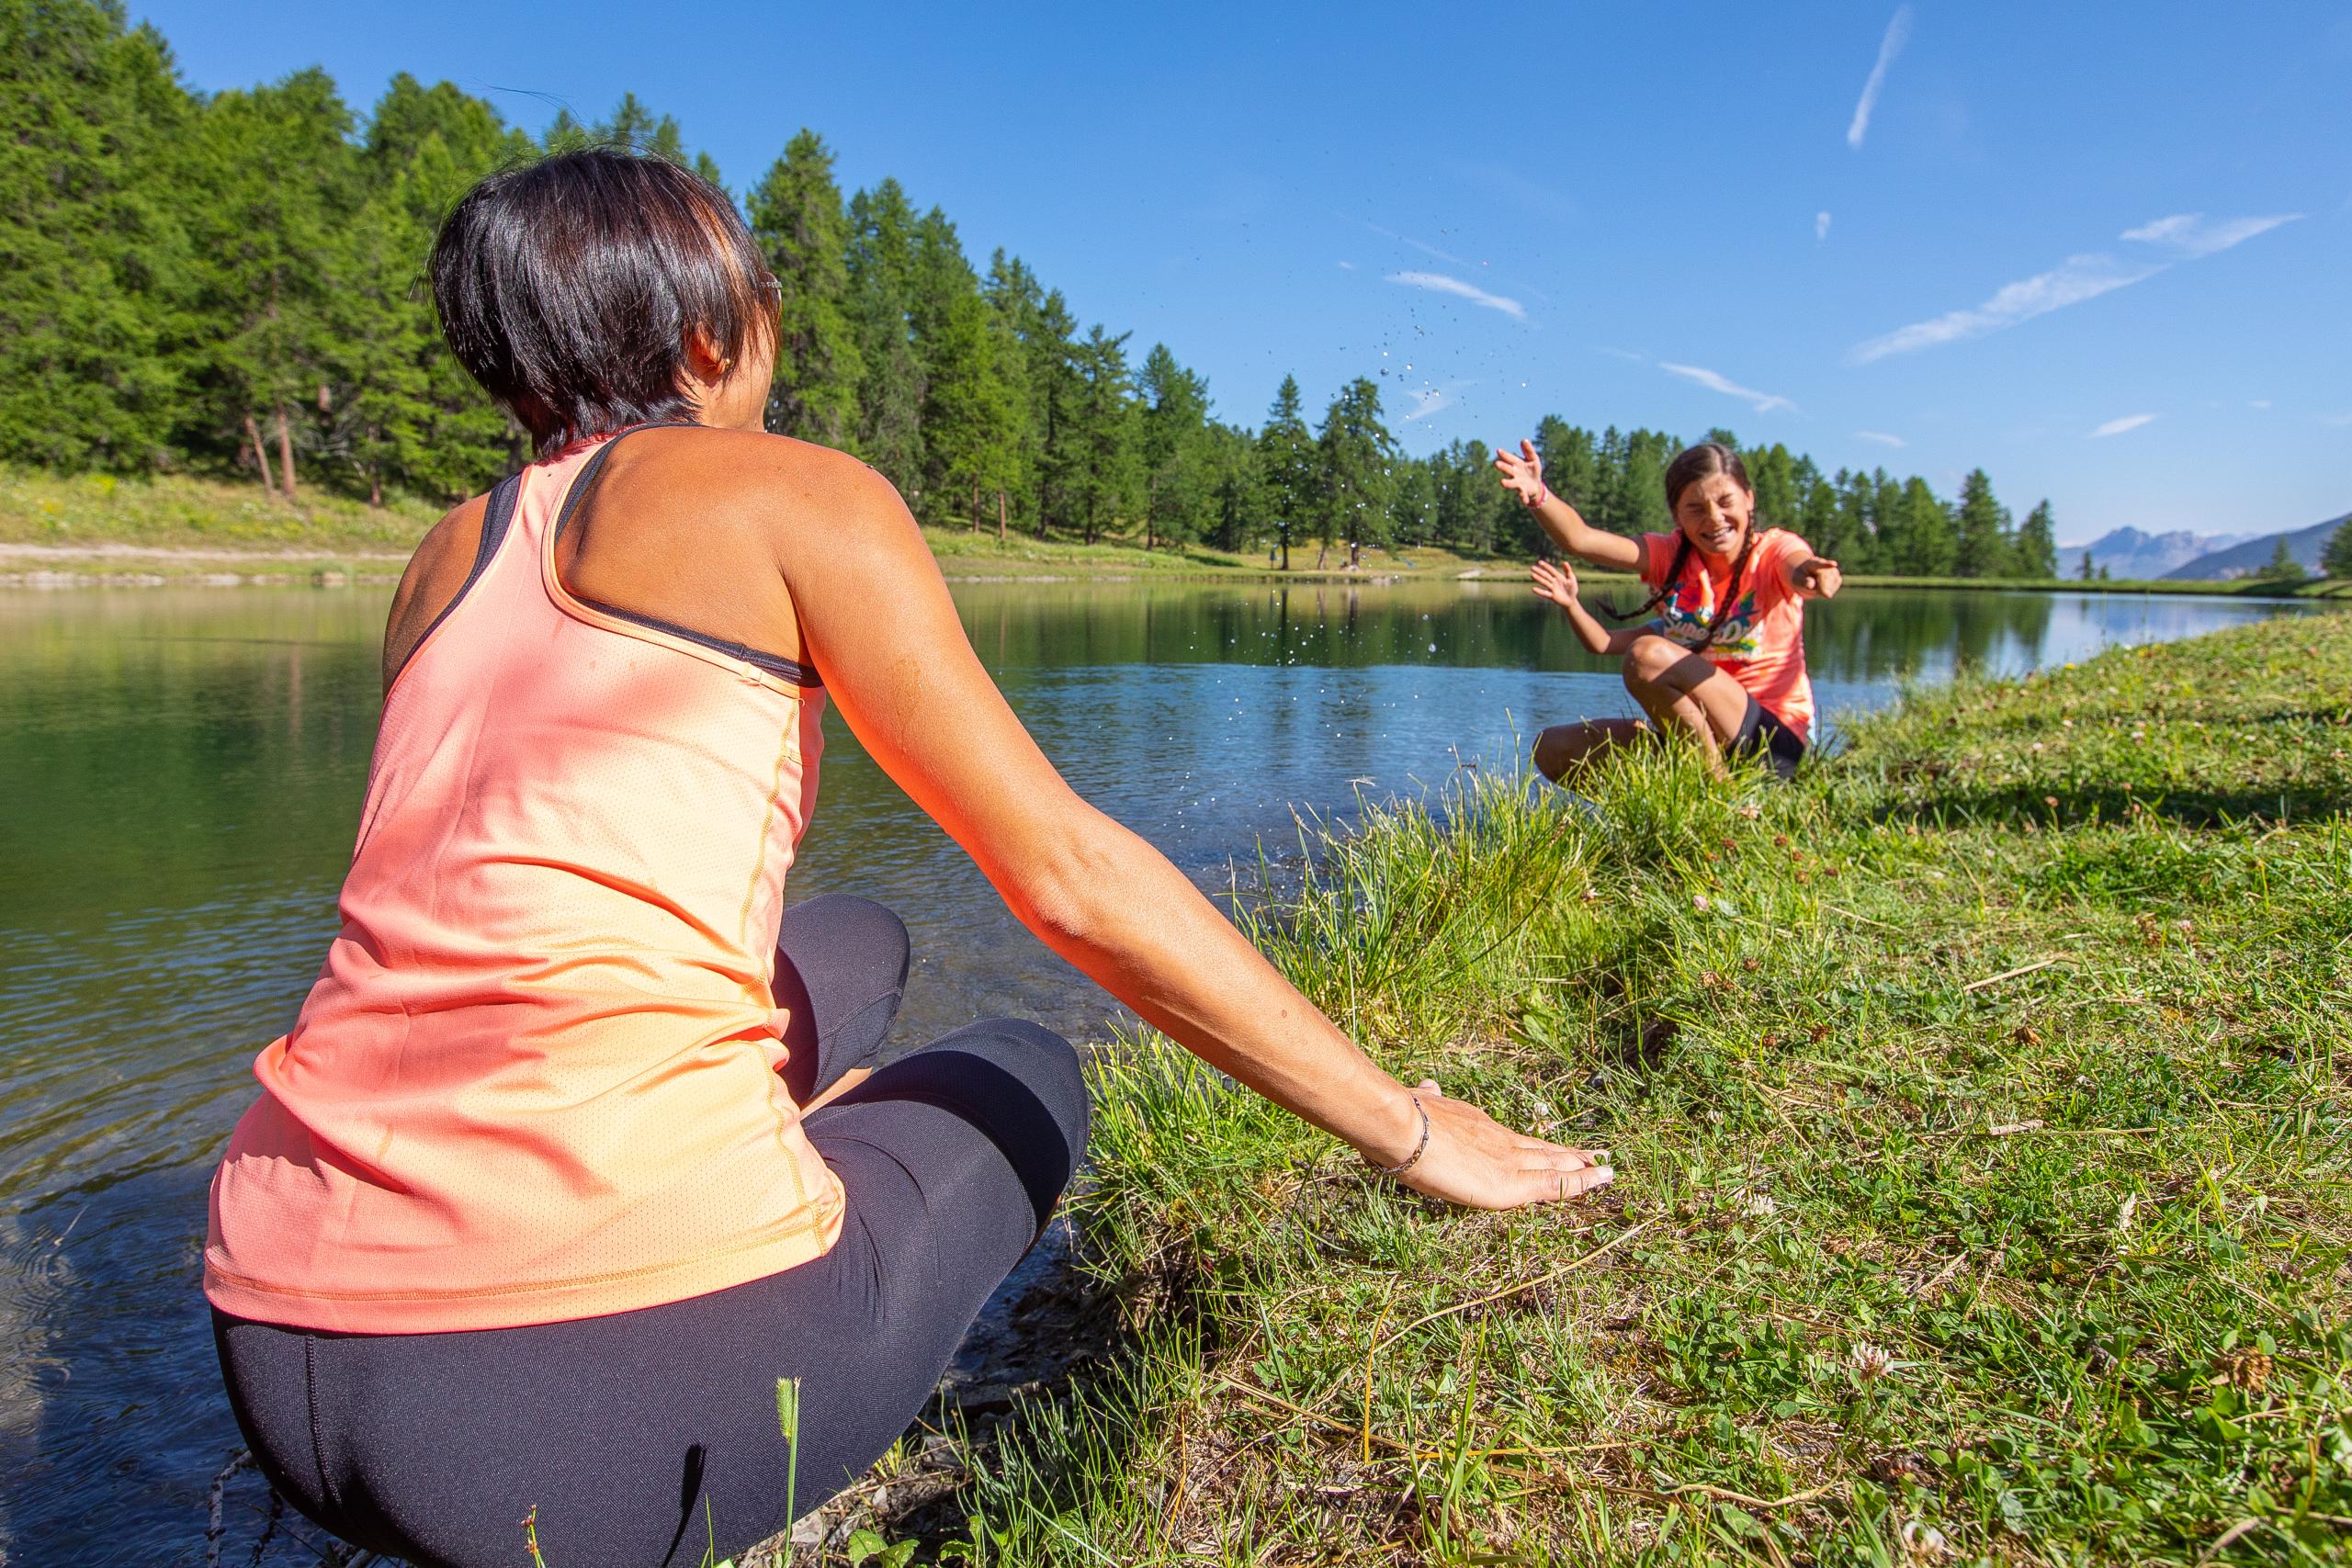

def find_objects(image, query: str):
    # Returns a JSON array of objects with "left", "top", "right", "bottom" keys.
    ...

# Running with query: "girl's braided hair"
[{"left": 1598, "top": 441, "right": 1760, "bottom": 650}]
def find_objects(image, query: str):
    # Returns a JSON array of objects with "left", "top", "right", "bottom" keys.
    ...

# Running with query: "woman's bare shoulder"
[{"left": 383, "top": 492, "right": 492, "bottom": 689}]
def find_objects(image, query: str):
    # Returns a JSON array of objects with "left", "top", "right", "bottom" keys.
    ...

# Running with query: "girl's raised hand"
[
  {"left": 1396, "top": 1078, "right": 1613, "bottom": 1210},
  {"left": 1492, "top": 439, "right": 1547, "bottom": 506},
  {"left": 1530, "top": 556, "right": 1579, "bottom": 611}
]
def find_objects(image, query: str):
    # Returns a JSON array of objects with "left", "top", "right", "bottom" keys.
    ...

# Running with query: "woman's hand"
[
  {"left": 1493, "top": 439, "right": 1548, "bottom": 508},
  {"left": 1790, "top": 556, "right": 1841, "bottom": 597},
  {"left": 1391, "top": 1079, "right": 1613, "bottom": 1210},
  {"left": 1530, "top": 557, "right": 1579, "bottom": 612}
]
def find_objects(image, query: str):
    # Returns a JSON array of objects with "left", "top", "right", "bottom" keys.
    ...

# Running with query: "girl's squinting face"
[{"left": 1675, "top": 473, "right": 1753, "bottom": 559}]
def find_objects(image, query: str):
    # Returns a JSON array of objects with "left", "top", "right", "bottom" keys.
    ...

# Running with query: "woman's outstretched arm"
[
  {"left": 775, "top": 451, "right": 1611, "bottom": 1211},
  {"left": 1494, "top": 440, "right": 1644, "bottom": 571},
  {"left": 1532, "top": 558, "right": 1647, "bottom": 657}
]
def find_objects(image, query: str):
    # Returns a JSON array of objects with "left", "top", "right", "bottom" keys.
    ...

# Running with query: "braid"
[
  {"left": 1597, "top": 527, "right": 1761, "bottom": 648},
  {"left": 1597, "top": 533, "right": 1691, "bottom": 624},
  {"left": 1690, "top": 528, "right": 1761, "bottom": 651}
]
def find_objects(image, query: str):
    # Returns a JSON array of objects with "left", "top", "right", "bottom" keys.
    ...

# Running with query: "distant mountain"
[
  {"left": 2163, "top": 513, "right": 2349, "bottom": 581},
  {"left": 2055, "top": 526, "right": 2251, "bottom": 581}
]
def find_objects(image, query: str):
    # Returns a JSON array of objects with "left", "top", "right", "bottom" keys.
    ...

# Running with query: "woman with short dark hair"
[{"left": 204, "top": 150, "right": 1611, "bottom": 1567}]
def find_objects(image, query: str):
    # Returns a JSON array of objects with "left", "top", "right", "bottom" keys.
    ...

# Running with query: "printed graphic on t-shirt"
[{"left": 1654, "top": 571, "right": 1764, "bottom": 659}]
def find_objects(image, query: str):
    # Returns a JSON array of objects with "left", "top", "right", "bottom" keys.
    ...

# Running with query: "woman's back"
[{"left": 204, "top": 431, "right": 842, "bottom": 1335}]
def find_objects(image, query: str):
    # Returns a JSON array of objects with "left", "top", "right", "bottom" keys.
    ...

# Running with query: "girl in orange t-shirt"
[{"left": 1494, "top": 439, "right": 1842, "bottom": 781}]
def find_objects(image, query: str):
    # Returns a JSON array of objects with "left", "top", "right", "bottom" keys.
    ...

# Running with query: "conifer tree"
[
  {"left": 2015, "top": 501, "right": 2059, "bottom": 579},
  {"left": 2256, "top": 536, "right": 2306, "bottom": 584},
  {"left": 748, "top": 130, "right": 860, "bottom": 446},
  {"left": 185, "top": 70, "right": 357, "bottom": 497},
  {"left": 907, "top": 210, "right": 1017, "bottom": 530},
  {"left": 1256, "top": 375, "right": 1316, "bottom": 570},
  {"left": 1138, "top": 344, "right": 1212, "bottom": 550},
  {"left": 1314, "top": 377, "right": 1396, "bottom": 566},
  {"left": 2322, "top": 519, "right": 2352, "bottom": 581},
  {"left": 845, "top": 179, "right": 926, "bottom": 498},
  {"left": 1952, "top": 468, "right": 2014, "bottom": 578},
  {"left": 1065, "top": 326, "right": 1137, "bottom": 545},
  {"left": 1899, "top": 477, "right": 1957, "bottom": 575},
  {"left": 0, "top": 0, "right": 193, "bottom": 468}
]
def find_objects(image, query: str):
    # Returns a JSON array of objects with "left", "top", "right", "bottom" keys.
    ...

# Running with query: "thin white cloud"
[
  {"left": 1363, "top": 220, "right": 1469, "bottom": 268},
  {"left": 1385, "top": 271, "right": 1526, "bottom": 321},
  {"left": 2249, "top": 399, "right": 2271, "bottom": 410},
  {"left": 1855, "top": 430, "right": 1907, "bottom": 446},
  {"left": 1337, "top": 260, "right": 1356, "bottom": 270},
  {"left": 1402, "top": 382, "right": 1474, "bottom": 423},
  {"left": 1849, "top": 253, "right": 2164, "bottom": 363},
  {"left": 1659, "top": 362, "right": 1796, "bottom": 414},
  {"left": 1847, "top": 6, "right": 1915, "bottom": 149},
  {"left": 1593, "top": 346, "right": 1646, "bottom": 363},
  {"left": 2090, "top": 413, "right": 2158, "bottom": 438},
  {"left": 1815, "top": 210, "right": 1833, "bottom": 243},
  {"left": 2318, "top": 412, "right": 2352, "bottom": 428},
  {"left": 2121, "top": 212, "right": 2303, "bottom": 257}
]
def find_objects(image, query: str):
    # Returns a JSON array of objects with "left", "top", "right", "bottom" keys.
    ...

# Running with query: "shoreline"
[{"left": 0, "top": 542, "right": 2337, "bottom": 600}]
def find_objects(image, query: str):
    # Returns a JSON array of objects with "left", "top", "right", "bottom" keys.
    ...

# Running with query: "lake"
[{"left": 0, "top": 579, "right": 2312, "bottom": 1561}]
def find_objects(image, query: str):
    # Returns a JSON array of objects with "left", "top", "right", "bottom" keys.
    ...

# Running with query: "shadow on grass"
[
  {"left": 1870, "top": 783, "right": 2350, "bottom": 830},
  {"left": 754, "top": 1217, "right": 1209, "bottom": 1564}
]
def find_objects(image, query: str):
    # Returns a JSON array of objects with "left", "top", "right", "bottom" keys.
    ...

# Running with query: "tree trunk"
[
  {"left": 970, "top": 479, "right": 980, "bottom": 533},
  {"left": 275, "top": 406, "right": 299, "bottom": 501},
  {"left": 1280, "top": 532, "right": 1290, "bottom": 571},
  {"left": 368, "top": 463, "right": 383, "bottom": 509},
  {"left": 245, "top": 414, "right": 277, "bottom": 497},
  {"left": 997, "top": 490, "right": 1007, "bottom": 543}
]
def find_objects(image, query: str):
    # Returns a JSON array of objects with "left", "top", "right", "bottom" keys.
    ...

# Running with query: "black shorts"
[{"left": 1730, "top": 694, "right": 1807, "bottom": 781}]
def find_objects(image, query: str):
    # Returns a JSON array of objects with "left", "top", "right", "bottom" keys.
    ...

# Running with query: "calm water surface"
[{"left": 0, "top": 580, "right": 2310, "bottom": 1558}]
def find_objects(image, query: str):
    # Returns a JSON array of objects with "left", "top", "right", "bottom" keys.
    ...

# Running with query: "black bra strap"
[
  {"left": 551, "top": 423, "right": 821, "bottom": 689},
  {"left": 390, "top": 470, "right": 525, "bottom": 686}
]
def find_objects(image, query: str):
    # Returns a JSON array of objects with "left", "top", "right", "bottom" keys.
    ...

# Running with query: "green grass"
[
  {"left": 0, "top": 464, "right": 439, "bottom": 554},
  {"left": 954, "top": 610, "right": 2352, "bottom": 1566}
]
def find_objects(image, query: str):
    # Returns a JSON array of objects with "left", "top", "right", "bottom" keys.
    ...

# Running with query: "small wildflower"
[
  {"left": 1900, "top": 1517, "right": 1951, "bottom": 1562},
  {"left": 1741, "top": 1191, "right": 1778, "bottom": 1218},
  {"left": 1737, "top": 801, "right": 1761, "bottom": 819},
  {"left": 1741, "top": 956, "right": 1760, "bottom": 973},
  {"left": 1691, "top": 894, "right": 1711, "bottom": 911},
  {"left": 2212, "top": 1348, "right": 2272, "bottom": 1393},
  {"left": 1760, "top": 1032, "right": 1778, "bottom": 1048},
  {"left": 2013, "top": 1023, "right": 2043, "bottom": 1046},
  {"left": 1700, "top": 968, "right": 1726, "bottom": 991},
  {"left": 1850, "top": 1341, "right": 1894, "bottom": 1381},
  {"left": 1810, "top": 1022, "right": 1832, "bottom": 1043},
  {"left": 2043, "top": 795, "right": 2060, "bottom": 809}
]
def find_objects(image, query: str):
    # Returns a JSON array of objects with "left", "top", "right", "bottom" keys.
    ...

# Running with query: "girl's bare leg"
[
  {"left": 1532, "top": 718, "right": 1650, "bottom": 782},
  {"left": 1621, "top": 636, "right": 1752, "bottom": 780}
]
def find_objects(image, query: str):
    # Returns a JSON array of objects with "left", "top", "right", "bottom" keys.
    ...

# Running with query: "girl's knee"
[{"left": 1624, "top": 634, "right": 1679, "bottom": 682}]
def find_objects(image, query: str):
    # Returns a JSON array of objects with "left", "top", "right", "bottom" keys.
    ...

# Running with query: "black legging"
[{"left": 211, "top": 895, "right": 1089, "bottom": 1568}]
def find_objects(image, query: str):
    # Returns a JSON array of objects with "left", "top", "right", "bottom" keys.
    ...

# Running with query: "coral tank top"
[{"left": 205, "top": 431, "right": 842, "bottom": 1333}]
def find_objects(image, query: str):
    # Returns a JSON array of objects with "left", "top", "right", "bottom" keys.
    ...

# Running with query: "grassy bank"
[
  {"left": 942, "top": 611, "right": 2351, "bottom": 1566},
  {"left": 1, "top": 466, "right": 1513, "bottom": 586},
  {"left": 8, "top": 468, "right": 2337, "bottom": 597}
]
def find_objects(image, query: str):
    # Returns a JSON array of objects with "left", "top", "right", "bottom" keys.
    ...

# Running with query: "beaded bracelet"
[{"left": 1367, "top": 1093, "right": 1430, "bottom": 1176}]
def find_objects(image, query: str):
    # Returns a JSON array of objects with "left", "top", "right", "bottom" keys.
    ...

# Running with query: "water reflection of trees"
[
  {"left": 956, "top": 581, "right": 2080, "bottom": 682},
  {"left": 1803, "top": 591, "right": 2055, "bottom": 682}
]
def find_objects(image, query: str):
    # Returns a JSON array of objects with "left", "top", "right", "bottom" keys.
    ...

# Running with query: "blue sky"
[{"left": 136, "top": 1, "right": 2351, "bottom": 543}]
